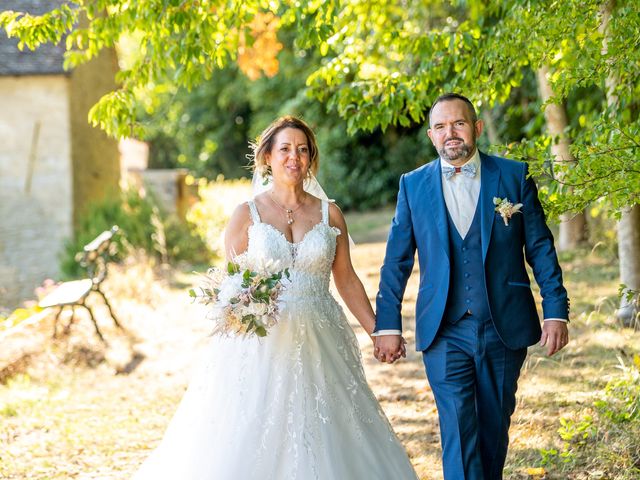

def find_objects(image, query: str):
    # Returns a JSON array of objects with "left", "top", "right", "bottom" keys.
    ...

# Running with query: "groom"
[{"left": 374, "top": 93, "right": 569, "bottom": 479}]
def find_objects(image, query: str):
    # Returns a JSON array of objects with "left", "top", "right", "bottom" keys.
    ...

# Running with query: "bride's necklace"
[{"left": 269, "top": 191, "right": 305, "bottom": 225}]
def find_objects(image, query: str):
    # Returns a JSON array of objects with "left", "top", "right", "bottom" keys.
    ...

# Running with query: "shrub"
[
  {"left": 540, "top": 356, "right": 640, "bottom": 478},
  {"left": 61, "top": 187, "right": 213, "bottom": 278}
]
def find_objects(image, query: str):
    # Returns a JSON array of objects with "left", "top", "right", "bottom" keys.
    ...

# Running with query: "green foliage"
[
  {"left": 61, "top": 188, "right": 212, "bottom": 278},
  {"left": 595, "top": 356, "right": 640, "bottom": 423},
  {"left": 508, "top": 115, "right": 640, "bottom": 220},
  {"left": 0, "top": 3, "right": 76, "bottom": 50},
  {"left": 540, "top": 356, "right": 640, "bottom": 478},
  {"left": 316, "top": 122, "right": 431, "bottom": 210},
  {"left": 303, "top": 0, "right": 640, "bottom": 215},
  {"left": 2, "top": 0, "right": 638, "bottom": 215},
  {"left": 139, "top": 26, "right": 431, "bottom": 209},
  {"left": 141, "top": 66, "right": 253, "bottom": 179},
  {"left": 162, "top": 214, "right": 213, "bottom": 266},
  {"left": 1, "top": 0, "right": 262, "bottom": 138}
]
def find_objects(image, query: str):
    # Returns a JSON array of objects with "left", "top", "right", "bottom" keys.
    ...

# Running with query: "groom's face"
[{"left": 427, "top": 99, "right": 483, "bottom": 166}]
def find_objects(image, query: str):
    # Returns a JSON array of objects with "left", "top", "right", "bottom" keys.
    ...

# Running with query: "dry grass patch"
[{"left": 1, "top": 224, "right": 638, "bottom": 479}]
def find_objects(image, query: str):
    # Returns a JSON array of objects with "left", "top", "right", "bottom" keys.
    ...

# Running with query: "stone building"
[{"left": 0, "top": 0, "right": 120, "bottom": 307}]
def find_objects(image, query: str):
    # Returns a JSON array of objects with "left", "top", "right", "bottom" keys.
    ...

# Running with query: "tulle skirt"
[{"left": 133, "top": 295, "right": 418, "bottom": 480}]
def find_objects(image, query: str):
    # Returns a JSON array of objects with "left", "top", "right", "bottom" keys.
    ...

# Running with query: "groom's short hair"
[{"left": 429, "top": 93, "right": 478, "bottom": 125}]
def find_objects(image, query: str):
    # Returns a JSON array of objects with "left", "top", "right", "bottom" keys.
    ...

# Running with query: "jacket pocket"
[{"left": 507, "top": 281, "right": 530, "bottom": 288}]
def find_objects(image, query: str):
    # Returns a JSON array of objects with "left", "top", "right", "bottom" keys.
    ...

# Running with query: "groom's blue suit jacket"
[{"left": 375, "top": 152, "right": 569, "bottom": 351}]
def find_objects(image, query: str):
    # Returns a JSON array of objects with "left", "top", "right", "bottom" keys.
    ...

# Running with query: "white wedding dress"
[{"left": 133, "top": 200, "right": 418, "bottom": 480}]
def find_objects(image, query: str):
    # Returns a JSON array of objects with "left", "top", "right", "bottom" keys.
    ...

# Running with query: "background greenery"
[
  {"left": 1, "top": 2, "right": 639, "bottom": 478},
  {"left": 60, "top": 188, "right": 211, "bottom": 278}
]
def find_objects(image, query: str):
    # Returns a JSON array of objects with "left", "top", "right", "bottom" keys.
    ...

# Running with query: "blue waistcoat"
[{"left": 443, "top": 203, "right": 491, "bottom": 323}]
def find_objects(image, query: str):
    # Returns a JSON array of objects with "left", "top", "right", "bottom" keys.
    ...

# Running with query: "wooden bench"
[{"left": 39, "top": 226, "right": 123, "bottom": 343}]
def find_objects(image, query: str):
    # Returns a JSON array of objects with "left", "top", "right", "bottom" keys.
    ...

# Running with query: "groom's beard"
[{"left": 439, "top": 137, "right": 475, "bottom": 162}]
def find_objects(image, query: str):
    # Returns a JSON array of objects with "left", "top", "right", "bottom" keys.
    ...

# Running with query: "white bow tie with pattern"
[{"left": 442, "top": 163, "right": 477, "bottom": 180}]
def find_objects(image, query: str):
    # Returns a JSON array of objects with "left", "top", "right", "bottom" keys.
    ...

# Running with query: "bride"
[{"left": 133, "top": 116, "right": 418, "bottom": 479}]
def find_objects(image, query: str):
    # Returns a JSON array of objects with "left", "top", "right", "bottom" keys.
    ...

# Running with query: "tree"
[
  {"left": 302, "top": 0, "right": 639, "bottom": 216},
  {"left": 536, "top": 65, "right": 588, "bottom": 251},
  {"left": 122, "top": 21, "right": 429, "bottom": 209},
  {"left": 599, "top": 0, "right": 640, "bottom": 326},
  {"left": 2, "top": 1, "right": 638, "bottom": 221}
]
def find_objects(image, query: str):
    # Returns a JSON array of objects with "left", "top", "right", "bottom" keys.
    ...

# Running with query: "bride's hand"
[
  {"left": 399, "top": 336, "right": 407, "bottom": 359},
  {"left": 374, "top": 335, "right": 405, "bottom": 363}
]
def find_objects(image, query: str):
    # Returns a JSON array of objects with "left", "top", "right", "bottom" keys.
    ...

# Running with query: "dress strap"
[
  {"left": 321, "top": 199, "right": 329, "bottom": 224},
  {"left": 247, "top": 200, "right": 261, "bottom": 224}
]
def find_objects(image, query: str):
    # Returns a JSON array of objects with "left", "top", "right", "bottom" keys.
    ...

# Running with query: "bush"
[
  {"left": 316, "top": 124, "right": 432, "bottom": 210},
  {"left": 61, "top": 188, "right": 213, "bottom": 278},
  {"left": 540, "top": 356, "right": 640, "bottom": 478},
  {"left": 186, "top": 176, "right": 253, "bottom": 258}
]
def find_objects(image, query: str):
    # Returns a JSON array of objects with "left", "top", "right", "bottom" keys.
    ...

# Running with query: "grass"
[
  {"left": 1, "top": 211, "right": 638, "bottom": 479},
  {"left": 344, "top": 206, "right": 396, "bottom": 243}
]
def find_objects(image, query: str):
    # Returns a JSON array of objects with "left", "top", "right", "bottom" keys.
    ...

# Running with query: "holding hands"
[{"left": 374, "top": 335, "right": 407, "bottom": 364}]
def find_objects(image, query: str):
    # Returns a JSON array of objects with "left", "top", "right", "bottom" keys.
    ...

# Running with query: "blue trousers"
[{"left": 422, "top": 314, "right": 527, "bottom": 480}]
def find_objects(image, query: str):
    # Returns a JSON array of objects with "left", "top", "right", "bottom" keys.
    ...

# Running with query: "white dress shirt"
[
  {"left": 441, "top": 150, "right": 482, "bottom": 239},
  {"left": 374, "top": 149, "right": 565, "bottom": 337}
]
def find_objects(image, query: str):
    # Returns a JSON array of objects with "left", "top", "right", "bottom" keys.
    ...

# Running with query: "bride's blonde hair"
[{"left": 250, "top": 116, "right": 319, "bottom": 177}]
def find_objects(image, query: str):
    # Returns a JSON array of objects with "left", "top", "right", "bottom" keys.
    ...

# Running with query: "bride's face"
[{"left": 266, "top": 128, "right": 310, "bottom": 185}]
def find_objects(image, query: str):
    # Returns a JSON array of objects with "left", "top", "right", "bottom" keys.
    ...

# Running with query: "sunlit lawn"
[{"left": 0, "top": 210, "right": 638, "bottom": 479}]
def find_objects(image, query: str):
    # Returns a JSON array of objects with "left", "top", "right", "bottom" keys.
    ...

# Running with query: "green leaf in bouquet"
[
  {"left": 229, "top": 297, "right": 240, "bottom": 304},
  {"left": 227, "top": 262, "right": 240, "bottom": 275},
  {"left": 188, "top": 288, "right": 197, "bottom": 298},
  {"left": 254, "top": 326, "right": 267, "bottom": 337},
  {"left": 251, "top": 289, "right": 263, "bottom": 300},
  {"left": 242, "top": 315, "right": 260, "bottom": 335}
]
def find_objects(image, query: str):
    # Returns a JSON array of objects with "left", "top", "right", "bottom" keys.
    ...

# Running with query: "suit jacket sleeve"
[
  {"left": 375, "top": 174, "right": 417, "bottom": 332},
  {"left": 521, "top": 163, "right": 570, "bottom": 320}
]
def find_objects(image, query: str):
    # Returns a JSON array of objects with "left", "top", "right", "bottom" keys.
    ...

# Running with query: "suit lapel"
[
  {"left": 424, "top": 160, "right": 450, "bottom": 260},
  {"left": 479, "top": 152, "right": 500, "bottom": 262}
]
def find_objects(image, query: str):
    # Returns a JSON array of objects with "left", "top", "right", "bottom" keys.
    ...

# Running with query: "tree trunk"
[
  {"left": 617, "top": 206, "right": 640, "bottom": 326},
  {"left": 600, "top": 0, "right": 640, "bottom": 326},
  {"left": 69, "top": 13, "right": 120, "bottom": 227},
  {"left": 536, "top": 65, "right": 588, "bottom": 251},
  {"left": 481, "top": 110, "right": 500, "bottom": 146}
]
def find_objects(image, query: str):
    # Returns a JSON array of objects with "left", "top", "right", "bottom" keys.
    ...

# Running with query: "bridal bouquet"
[{"left": 189, "top": 257, "right": 290, "bottom": 338}]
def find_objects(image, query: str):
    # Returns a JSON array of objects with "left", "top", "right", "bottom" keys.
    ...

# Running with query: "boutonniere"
[{"left": 493, "top": 197, "right": 522, "bottom": 226}]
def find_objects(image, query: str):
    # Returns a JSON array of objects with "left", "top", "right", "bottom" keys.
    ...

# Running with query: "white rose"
[{"left": 244, "top": 302, "right": 268, "bottom": 317}]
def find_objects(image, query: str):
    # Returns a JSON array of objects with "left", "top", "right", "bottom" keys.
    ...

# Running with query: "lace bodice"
[{"left": 246, "top": 199, "right": 341, "bottom": 298}]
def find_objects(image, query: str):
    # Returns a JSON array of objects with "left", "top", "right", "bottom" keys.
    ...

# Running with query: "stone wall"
[{"left": 0, "top": 75, "right": 73, "bottom": 307}]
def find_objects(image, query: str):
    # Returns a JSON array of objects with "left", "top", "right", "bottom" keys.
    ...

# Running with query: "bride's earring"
[{"left": 263, "top": 164, "right": 272, "bottom": 185}]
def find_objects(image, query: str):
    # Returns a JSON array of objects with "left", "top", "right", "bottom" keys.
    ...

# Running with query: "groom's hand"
[
  {"left": 540, "top": 320, "right": 569, "bottom": 356},
  {"left": 374, "top": 335, "right": 405, "bottom": 364}
]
